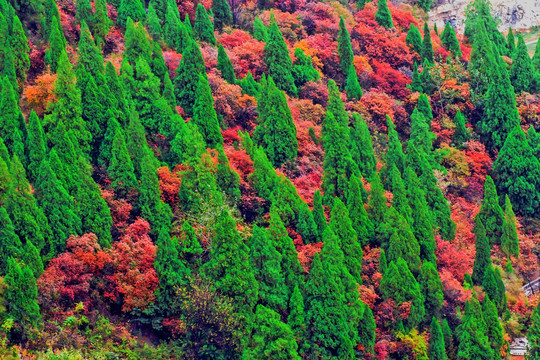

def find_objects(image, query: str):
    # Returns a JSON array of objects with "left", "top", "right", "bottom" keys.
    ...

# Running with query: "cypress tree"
[
  {"left": 217, "top": 43, "right": 236, "bottom": 84},
  {"left": 76, "top": 0, "right": 93, "bottom": 26},
  {"left": 441, "top": 22, "right": 462, "bottom": 57},
  {"left": 93, "top": 0, "right": 111, "bottom": 39},
  {"left": 116, "top": 0, "right": 145, "bottom": 26},
  {"left": 368, "top": 172, "right": 387, "bottom": 230},
  {"left": 493, "top": 126, "right": 540, "bottom": 216},
  {"left": 501, "top": 195, "right": 519, "bottom": 258},
  {"left": 248, "top": 225, "right": 288, "bottom": 313},
  {"left": 312, "top": 189, "right": 327, "bottom": 240},
  {"left": 192, "top": 74, "right": 223, "bottom": 148},
  {"left": 507, "top": 28, "right": 515, "bottom": 54},
  {"left": 347, "top": 175, "right": 373, "bottom": 247},
  {"left": 44, "top": 16, "right": 67, "bottom": 73},
  {"left": 509, "top": 34, "right": 535, "bottom": 93},
  {"left": 453, "top": 110, "right": 468, "bottom": 146},
  {"left": 456, "top": 297, "right": 493, "bottom": 360},
  {"left": 264, "top": 19, "right": 297, "bottom": 96},
  {"left": 468, "top": 18, "right": 494, "bottom": 97},
  {"left": 245, "top": 305, "right": 301, "bottom": 360},
  {"left": 419, "top": 261, "right": 444, "bottom": 321},
  {"left": 253, "top": 77, "right": 298, "bottom": 167},
  {"left": 529, "top": 126, "right": 540, "bottom": 159},
  {"left": 409, "top": 108, "right": 435, "bottom": 167},
  {"left": 184, "top": 13, "right": 193, "bottom": 35},
  {"left": 428, "top": 317, "right": 447, "bottom": 360},
  {"left": 193, "top": 3, "right": 216, "bottom": 45},
  {"left": 43, "top": 0, "right": 61, "bottom": 38},
  {"left": 420, "top": 59, "right": 435, "bottom": 95},
  {"left": 482, "top": 265, "right": 506, "bottom": 315},
  {"left": 25, "top": 112, "right": 46, "bottom": 182},
  {"left": 108, "top": 124, "right": 138, "bottom": 198},
  {"left": 0, "top": 77, "right": 25, "bottom": 161},
  {"left": 212, "top": 0, "right": 232, "bottom": 32},
  {"left": 4, "top": 258, "right": 41, "bottom": 328},
  {"left": 297, "top": 202, "right": 318, "bottom": 244},
  {"left": 203, "top": 210, "right": 259, "bottom": 315},
  {"left": 24, "top": 240, "right": 44, "bottom": 277},
  {"left": 350, "top": 114, "right": 376, "bottom": 180},
  {"left": 533, "top": 38, "right": 540, "bottom": 73},
  {"left": 0, "top": 207, "right": 22, "bottom": 275},
  {"left": 239, "top": 71, "right": 261, "bottom": 96},
  {"left": 174, "top": 38, "right": 207, "bottom": 116},
  {"left": 379, "top": 115, "right": 405, "bottom": 186},
  {"left": 163, "top": 2, "right": 181, "bottom": 50},
  {"left": 99, "top": 115, "right": 120, "bottom": 166},
  {"left": 380, "top": 259, "right": 425, "bottom": 330},
  {"left": 291, "top": 47, "right": 319, "bottom": 88},
  {"left": 409, "top": 61, "right": 423, "bottom": 93},
  {"left": 75, "top": 21, "right": 106, "bottom": 93},
  {"left": 418, "top": 0, "right": 432, "bottom": 11},
  {"left": 375, "top": 0, "right": 393, "bottom": 28},
  {"left": 345, "top": 64, "right": 362, "bottom": 100},
  {"left": 422, "top": 22, "right": 434, "bottom": 64},
  {"left": 385, "top": 208, "right": 422, "bottom": 275},
  {"left": 288, "top": 284, "right": 305, "bottom": 340},
  {"left": 472, "top": 218, "right": 491, "bottom": 284},
  {"left": 389, "top": 164, "right": 413, "bottom": 226},
  {"left": 147, "top": 2, "right": 162, "bottom": 41},
  {"left": 253, "top": 17, "right": 268, "bottom": 42},
  {"left": 10, "top": 15, "right": 30, "bottom": 91},
  {"left": 139, "top": 154, "right": 173, "bottom": 232},
  {"left": 475, "top": 175, "right": 504, "bottom": 246},
  {"left": 248, "top": 146, "right": 278, "bottom": 200},
  {"left": 337, "top": 16, "right": 354, "bottom": 77},
  {"left": 406, "top": 23, "right": 423, "bottom": 56},
  {"left": 441, "top": 319, "right": 456, "bottom": 359},
  {"left": 482, "top": 294, "right": 504, "bottom": 357},
  {"left": 528, "top": 302, "right": 540, "bottom": 359}
]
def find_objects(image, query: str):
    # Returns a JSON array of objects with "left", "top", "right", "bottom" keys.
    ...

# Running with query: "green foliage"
[
  {"left": 441, "top": 22, "right": 462, "bottom": 57},
  {"left": 192, "top": 74, "right": 223, "bottom": 148},
  {"left": 375, "top": 0, "right": 393, "bottom": 28},
  {"left": 217, "top": 43, "right": 236, "bottom": 84},
  {"left": 93, "top": 0, "right": 111, "bottom": 39},
  {"left": 442, "top": 319, "right": 456, "bottom": 359},
  {"left": 468, "top": 19, "right": 494, "bottom": 97},
  {"left": 312, "top": 189, "right": 327, "bottom": 240},
  {"left": 0, "top": 77, "right": 25, "bottom": 161},
  {"left": 472, "top": 219, "right": 491, "bottom": 284},
  {"left": 406, "top": 24, "right": 423, "bottom": 55},
  {"left": 453, "top": 110, "right": 468, "bottom": 146},
  {"left": 44, "top": 16, "right": 66, "bottom": 73},
  {"left": 409, "top": 62, "right": 423, "bottom": 93},
  {"left": 4, "top": 258, "right": 41, "bottom": 328},
  {"left": 509, "top": 34, "right": 535, "bottom": 93},
  {"left": 116, "top": 0, "right": 145, "bottom": 26},
  {"left": 345, "top": 64, "right": 362, "bottom": 100},
  {"left": 177, "top": 221, "right": 203, "bottom": 270},
  {"left": 146, "top": 2, "right": 162, "bottom": 41},
  {"left": 409, "top": 107, "right": 435, "bottom": 168},
  {"left": 482, "top": 295, "right": 504, "bottom": 356},
  {"left": 418, "top": 0, "right": 432, "bottom": 11},
  {"left": 337, "top": 17, "right": 354, "bottom": 77},
  {"left": 482, "top": 265, "right": 507, "bottom": 315},
  {"left": 419, "top": 261, "right": 444, "bottom": 322},
  {"left": 428, "top": 318, "right": 447, "bottom": 360},
  {"left": 253, "top": 17, "right": 268, "bottom": 42},
  {"left": 456, "top": 296, "right": 493, "bottom": 360},
  {"left": 297, "top": 202, "right": 318, "bottom": 244},
  {"left": 9, "top": 15, "right": 30, "bottom": 92},
  {"left": 528, "top": 302, "right": 540, "bottom": 360},
  {"left": 347, "top": 175, "right": 373, "bottom": 247},
  {"left": 422, "top": 23, "right": 434, "bottom": 64},
  {"left": 76, "top": 0, "right": 93, "bottom": 26},
  {"left": 163, "top": 2, "right": 182, "bottom": 50},
  {"left": 287, "top": 284, "right": 305, "bottom": 340},
  {"left": 263, "top": 20, "right": 297, "bottom": 96},
  {"left": 108, "top": 121, "right": 138, "bottom": 197},
  {"left": 475, "top": 175, "right": 504, "bottom": 246},
  {"left": 0, "top": 207, "right": 22, "bottom": 275},
  {"left": 385, "top": 207, "right": 421, "bottom": 275},
  {"left": 501, "top": 195, "right": 519, "bottom": 258},
  {"left": 534, "top": 38, "right": 540, "bottom": 73},
  {"left": 238, "top": 71, "right": 261, "bottom": 96},
  {"left": 212, "top": 0, "right": 232, "bottom": 32},
  {"left": 493, "top": 126, "right": 540, "bottom": 216},
  {"left": 194, "top": 4, "right": 216, "bottom": 45},
  {"left": 291, "top": 48, "right": 319, "bottom": 88},
  {"left": 248, "top": 146, "right": 279, "bottom": 200},
  {"left": 139, "top": 154, "right": 172, "bottom": 232},
  {"left": 389, "top": 164, "right": 412, "bottom": 226},
  {"left": 350, "top": 114, "right": 376, "bottom": 180},
  {"left": 174, "top": 38, "right": 207, "bottom": 116},
  {"left": 253, "top": 77, "right": 298, "bottom": 167},
  {"left": 368, "top": 173, "right": 387, "bottom": 232},
  {"left": 380, "top": 115, "right": 404, "bottom": 187},
  {"left": 464, "top": 0, "right": 507, "bottom": 56}
]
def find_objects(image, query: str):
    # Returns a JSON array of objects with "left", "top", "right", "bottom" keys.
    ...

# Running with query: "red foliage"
[
  {"left": 297, "top": 242, "right": 323, "bottom": 273},
  {"left": 101, "top": 189, "right": 132, "bottom": 229},
  {"left": 158, "top": 166, "right": 181, "bottom": 208},
  {"left": 163, "top": 50, "right": 182, "bottom": 78},
  {"left": 299, "top": 80, "right": 329, "bottom": 107},
  {"left": 360, "top": 91, "right": 396, "bottom": 128},
  {"left": 219, "top": 31, "right": 266, "bottom": 79},
  {"left": 370, "top": 60, "right": 411, "bottom": 100},
  {"left": 224, "top": 146, "right": 254, "bottom": 180}
]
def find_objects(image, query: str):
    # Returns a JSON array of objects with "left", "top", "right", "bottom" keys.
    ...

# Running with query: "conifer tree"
[
  {"left": 192, "top": 74, "right": 223, "bottom": 148},
  {"left": 419, "top": 261, "right": 444, "bottom": 321},
  {"left": 4, "top": 258, "right": 41, "bottom": 328},
  {"left": 263, "top": 19, "right": 297, "bottom": 96},
  {"left": 441, "top": 319, "right": 456, "bottom": 359},
  {"left": 174, "top": 38, "right": 207, "bottom": 116},
  {"left": 43, "top": 0, "right": 61, "bottom": 38},
  {"left": 501, "top": 195, "right": 519, "bottom": 258},
  {"left": 0, "top": 207, "right": 22, "bottom": 275},
  {"left": 184, "top": 13, "right": 193, "bottom": 35},
  {"left": 385, "top": 207, "right": 422, "bottom": 275},
  {"left": 146, "top": 2, "right": 162, "bottom": 41},
  {"left": 10, "top": 15, "right": 30, "bottom": 91},
  {"left": 163, "top": 2, "right": 181, "bottom": 50},
  {"left": 507, "top": 28, "right": 515, "bottom": 54},
  {"left": 533, "top": 38, "right": 540, "bottom": 73},
  {"left": 212, "top": 0, "right": 232, "bottom": 32},
  {"left": 409, "top": 62, "right": 423, "bottom": 92},
  {"left": 482, "top": 294, "right": 504, "bottom": 357},
  {"left": 116, "top": 0, "right": 145, "bottom": 26},
  {"left": 350, "top": 114, "right": 376, "bottom": 180},
  {"left": 99, "top": 115, "right": 120, "bottom": 166},
  {"left": 468, "top": 18, "right": 494, "bottom": 97},
  {"left": 291, "top": 47, "right": 319, "bottom": 88},
  {"left": 428, "top": 317, "right": 447, "bottom": 360},
  {"left": 108, "top": 125, "right": 138, "bottom": 198},
  {"left": 380, "top": 259, "right": 425, "bottom": 330},
  {"left": 312, "top": 189, "right": 327, "bottom": 240},
  {"left": 472, "top": 219, "right": 491, "bottom": 284},
  {"left": 76, "top": 0, "right": 93, "bottom": 26},
  {"left": 288, "top": 284, "right": 305, "bottom": 340},
  {"left": 254, "top": 77, "right": 298, "bottom": 167},
  {"left": 418, "top": 0, "right": 432, "bottom": 11},
  {"left": 193, "top": 3, "right": 216, "bottom": 45},
  {"left": 139, "top": 154, "right": 172, "bottom": 233},
  {"left": 389, "top": 165, "right": 412, "bottom": 225},
  {"left": 509, "top": 34, "right": 535, "bottom": 93},
  {"left": 76, "top": 21, "right": 105, "bottom": 95},
  {"left": 253, "top": 17, "right": 268, "bottom": 41},
  {"left": 368, "top": 173, "right": 387, "bottom": 234},
  {"left": 493, "top": 126, "right": 540, "bottom": 216},
  {"left": 217, "top": 43, "right": 236, "bottom": 84},
  {"left": 203, "top": 210, "right": 259, "bottom": 315},
  {"left": 345, "top": 64, "right": 362, "bottom": 100},
  {"left": 409, "top": 108, "right": 435, "bottom": 167},
  {"left": 45, "top": 16, "right": 66, "bottom": 73},
  {"left": 475, "top": 175, "right": 504, "bottom": 246},
  {"left": 176, "top": 221, "right": 203, "bottom": 270},
  {"left": 441, "top": 22, "right": 462, "bottom": 57},
  {"left": 245, "top": 305, "right": 301, "bottom": 360},
  {"left": 0, "top": 77, "right": 25, "bottom": 161},
  {"left": 375, "top": 0, "right": 393, "bottom": 28},
  {"left": 453, "top": 110, "right": 468, "bottom": 146},
  {"left": 93, "top": 0, "right": 111, "bottom": 39},
  {"left": 406, "top": 24, "right": 423, "bottom": 56},
  {"left": 337, "top": 16, "right": 354, "bottom": 77},
  {"left": 248, "top": 225, "right": 288, "bottom": 313},
  {"left": 528, "top": 302, "right": 540, "bottom": 359},
  {"left": 347, "top": 175, "right": 373, "bottom": 247},
  {"left": 482, "top": 265, "right": 507, "bottom": 315},
  {"left": 380, "top": 115, "right": 405, "bottom": 186},
  {"left": 422, "top": 22, "right": 434, "bottom": 64},
  {"left": 24, "top": 117, "right": 46, "bottom": 182},
  {"left": 23, "top": 240, "right": 44, "bottom": 277},
  {"left": 297, "top": 202, "right": 318, "bottom": 244},
  {"left": 248, "top": 146, "right": 278, "bottom": 200},
  {"left": 456, "top": 297, "right": 493, "bottom": 360}
]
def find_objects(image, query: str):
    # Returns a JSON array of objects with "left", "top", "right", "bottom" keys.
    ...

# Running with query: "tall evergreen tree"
[
  {"left": 263, "top": 19, "right": 297, "bottom": 96},
  {"left": 0, "top": 207, "right": 22, "bottom": 275},
  {"left": 4, "top": 258, "right": 41, "bottom": 328},
  {"left": 501, "top": 195, "right": 519, "bottom": 258},
  {"left": 347, "top": 175, "right": 373, "bottom": 247},
  {"left": 509, "top": 34, "right": 535, "bottom": 93},
  {"left": 253, "top": 17, "right": 268, "bottom": 42},
  {"left": 108, "top": 122, "right": 138, "bottom": 198},
  {"left": 385, "top": 207, "right": 421, "bottom": 275},
  {"left": 507, "top": 28, "right": 515, "bottom": 54},
  {"left": 44, "top": 16, "right": 66, "bottom": 73},
  {"left": 456, "top": 297, "right": 493, "bottom": 360},
  {"left": 193, "top": 3, "right": 216, "bottom": 45},
  {"left": 312, "top": 189, "right": 327, "bottom": 240},
  {"left": 528, "top": 302, "right": 540, "bottom": 359},
  {"left": 409, "top": 61, "right": 423, "bottom": 93},
  {"left": 297, "top": 202, "right": 318, "bottom": 244},
  {"left": 472, "top": 218, "right": 491, "bottom": 284},
  {"left": 441, "top": 22, "right": 462, "bottom": 57},
  {"left": 375, "top": 0, "right": 393, "bottom": 28},
  {"left": 406, "top": 23, "right": 423, "bottom": 56},
  {"left": 422, "top": 22, "right": 434, "bottom": 64},
  {"left": 418, "top": 0, "right": 432, "bottom": 11},
  {"left": 287, "top": 284, "right": 305, "bottom": 340},
  {"left": 217, "top": 43, "right": 236, "bottom": 84},
  {"left": 428, "top": 317, "right": 447, "bottom": 360},
  {"left": 380, "top": 115, "right": 405, "bottom": 186},
  {"left": 291, "top": 47, "right": 319, "bottom": 89},
  {"left": 475, "top": 175, "right": 504, "bottom": 246},
  {"left": 192, "top": 74, "right": 223, "bottom": 148},
  {"left": 139, "top": 154, "right": 172, "bottom": 233},
  {"left": 116, "top": 0, "right": 145, "bottom": 26},
  {"left": 76, "top": 0, "right": 93, "bottom": 26},
  {"left": 212, "top": 0, "right": 232, "bottom": 32},
  {"left": 93, "top": 0, "right": 111, "bottom": 39},
  {"left": 174, "top": 38, "right": 207, "bottom": 116},
  {"left": 337, "top": 16, "right": 354, "bottom": 77},
  {"left": 146, "top": 2, "right": 162, "bottom": 41},
  {"left": 345, "top": 64, "right": 362, "bottom": 100},
  {"left": 419, "top": 261, "right": 444, "bottom": 322},
  {"left": 482, "top": 295, "right": 504, "bottom": 357},
  {"left": 0, "top": 77, "right": 25, "bottom": 161},
  {"left": 350, "top": 114, "right": 376, "bottom": 180},
  {"left": 9, "top": 15, "right": 30, "bottom": 92},
  {"left": 453, "top": 110, "right": 468, "bottom": 146}
]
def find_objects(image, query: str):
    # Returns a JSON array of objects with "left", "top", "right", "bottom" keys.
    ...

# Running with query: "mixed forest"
[{"left": 2, "top": 0, "right": 540, "bottom": 357}]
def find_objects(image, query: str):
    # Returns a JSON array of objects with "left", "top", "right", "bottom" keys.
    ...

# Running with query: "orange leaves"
[{"left": 24, "top": 70, "right": 57, "bottom": 116}]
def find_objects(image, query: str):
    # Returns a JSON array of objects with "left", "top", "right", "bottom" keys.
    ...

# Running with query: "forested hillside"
[{"left": 1, "top": 0, "right": 540, "bottom": 358}]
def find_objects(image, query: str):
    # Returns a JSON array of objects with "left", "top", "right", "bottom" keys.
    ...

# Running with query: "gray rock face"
[{"left": 426, "top": 0, "right": 540, "bottom": 32}]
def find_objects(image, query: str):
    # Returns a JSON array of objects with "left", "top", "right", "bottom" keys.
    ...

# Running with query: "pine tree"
[
  {"left": 472, "top": 218, "right": 491, "bottom": 284},
  {"left": 493, "top": 126, "right": 540, "bottom": 216},
  {"left": 264, "top": 19, "right": 297, "bottom": 96},
  {"left": 456, "top": 297, "right": 493, "bottom": 360},
  {"left": 312, "top": 189, "right": 327, "bottom": 240},
  {"left": 139, "top": 154, "right": 173, "bottom": 233},
  {"left": 253, "top": 17, "right": 268, "bottom": 42},
  {"left": 184, "top": 13, "right": 193, "bottom": 35},
  {"left": 380, "top": 259, "right": 425, "bottom": 330},
  {"left": 347, "top": 175, "right": 373, "bottom": 247},
  {"left": 375, "top": 0, "right": 393, "bottom": 28},
  {"left": 509, "top": 34, "right": 535, "bottom": 93},
  {"left": 345, "top": 64, "right": 362, "bottom": 100},
  {"left": 337, "top": 16, "right": 354, "bottom": 77},
  {"left": 43, "top": 0, "right": 61, "bottom": 38},
  {"left": 441, "top": 22, "right": 462, "bottom": 57},
  {"left": 93, "top": 0, "right": 111, "bottom": 39},
  {"left": 409, "top": 61, "right": 423, "bottom": 93},
  {"left": 76, "top": 0, "right": 93, "bottom": 26},
  {"left": 419, "top": 261, "right": 444, "bottom": 321},
  {"left": 409, "top": 107, "right": 435, "bottom": 167},
  {"left": 482, "top": 295, "right": 504, "bottom": 357},
  {"left": 0, "top": 77, "right": 25, "bottom": 161},
  {"left": 177, "top": 221, "right": 203, "bottom": 269},
  {"left": 418, "top": 0, "right": 432, "bottom": 11},
  {"left": 528, "top": 302, "right": 540, "bottom": 359},
  {"left": 482, "top": 265, "right": 506, "bottom": 315},
  {"left": 501, "top": 195, "right": 519, "bottom": 258},
  {"left": 245, "top": 305, "right": 301, "bottom": 360},
  {"left": 368, "top": 173, "right": 387, "bottom": 234},
  {"left": 0, "top": 207, "right": 22, "bottom": 275},
  {"left": 288, "top": 284, "right": 305, "bottom": 340},
  {"left": 163, "top": 2, "right": 181, "bottom": 50},
  {"left": 291, "top": 47, "right": 319, "bottom": 88},
  {"left": 253, "top": 77, "right": 298, "bottom": 167},
  {"left": 330, "top": 197, "right": 363, "bottom": 283},
  {"left": 147, "top": 2, "right": 162, "bottom": 41},
  {"left": 192, "top": 74, "right": 223, "bottom": 148},
  {"left": 4, "top": 258, "right": 41, "bottom": 327},
  {"left": 44, "top": 16, "right": 67, "bottom": 73},
  {"left": 174, "top": 38, "right": 207, "bottom": 116},
  {"left": 10, "top": 15, "right": 30, "bottom": 92},
  {"left": 239, "top": 71, "right": 261, "bottom": 96},
  {"left": 193, "top": 3, "right": 216, "bottom": 45},
  {"left": 475, "top": 175, "right": 504, "bottom": 246},
  {"left": 203, "top": 210, "right": 259, "bottom": 315},
  {"left": 385, "top": 207, "right": 422, "bottom": 275},
  {"left": 379, "top": 115, "right": 405, "bottom": 186},
  {"left": 507, "top": 28, "right": 515, "bottom": 54},
  {"left": 453, "top": 110, "right": 468, "bottom": 146},
  {"left": 297, "top": 202, "right": 318, "bottom": 244},
  {"left": 108, "top": 124, "right": 138, "bottom": 198},
  {"left": 116, "top": 0, "right": 145, "bottom": 26},
  {"left": 76, "top": 21, "right": 105, "bottom": 95},
  {"left": 534, "top": 38, "right": 540, "bottom": 73},
  {"left": 422, "top": 22, "right": 434, "bottom": 64},
  {"left": 350, "top": 114, "right": 376, "bottom": 180},
  {"left": 248, "top": 225, "right": 288, "bottom": 313},
  {"left": 212, "top": 0, "right": 232, "bottom": 32},
  {"left": 389, "top": 164, "right": 413, "bottom": 226},
  {"left": 217, "top": 43, "right": 236, "bottom": 84},
  {"left": 248, "top": 146, "right": 278, "bottom": 200},
  {"left": 441, "top": 319, "right": 456, "bottom": 359},
  {"left": 468, "top": 18, "right": 494, "bottom": 97},
  {"left": 428, "top": 317, "right": 447, "bottom": 360},
  {"left": 406, "top": 24, "right": 423, "bottom": 56}
]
